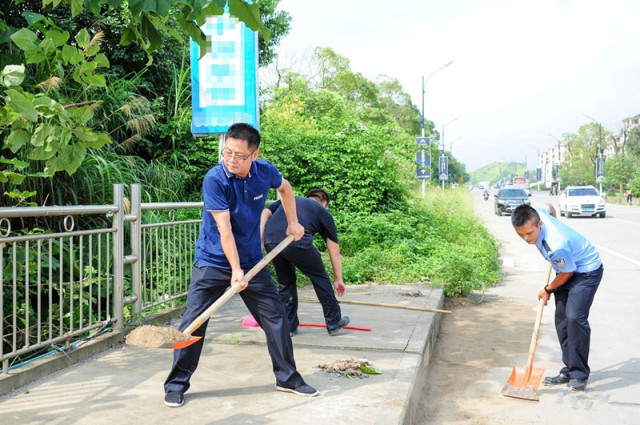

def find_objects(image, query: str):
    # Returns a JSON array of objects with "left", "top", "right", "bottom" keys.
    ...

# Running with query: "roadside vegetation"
[
  {"left": 334, "top": 188, "right": 500, "bottom": 297},
  {"left": 1, "top": 1, "right": 499, "bottom": 346}
]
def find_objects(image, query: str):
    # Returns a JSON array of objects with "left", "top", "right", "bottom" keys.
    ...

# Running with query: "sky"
[{"left": 267, "top": 0, "right": 640, "bottom": 171}]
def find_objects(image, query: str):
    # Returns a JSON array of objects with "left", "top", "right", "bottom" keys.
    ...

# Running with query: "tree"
[
  {"left": 0, "top": 1, "right": 271, "bottom": 205},
  {"left": 625, "top": 127, "right": 640, "bottom": 158},
  {"left": 604, "top": 155, "right": 635, "bottom": 194},
  {"left": 559, "top": 123, "right": 611, "bottom": 186},
  {"left": 310, "top": 47, "right": 350, "bottom": 89},
  {"left": 377, "top": 76, "right": 422, "bottom": 136},
  {"left": 257, "top": 0, "right": 291, "bottom": 67}
]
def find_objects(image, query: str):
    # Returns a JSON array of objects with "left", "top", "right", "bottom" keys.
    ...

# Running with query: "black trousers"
[
  {"left": 265, "top": 243, "right": 342, "bottom": 332},
  {"left": 164, "top": 264, "right": 305, "bottom": 394},
  {"left": 553, "top": 265, "right": 603, "bottom": 381}
]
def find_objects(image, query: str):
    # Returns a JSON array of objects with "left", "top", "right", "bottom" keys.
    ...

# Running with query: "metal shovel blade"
[
  {"left": 501, "top": 365, "right": 545, "bottom": 401},
  {"left": 172, "top": 335, "right": 202, "bottom": 349}
]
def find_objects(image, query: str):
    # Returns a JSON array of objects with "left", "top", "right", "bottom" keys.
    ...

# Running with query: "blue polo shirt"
[
  {"left": 195, "top": 159, "right": 283, "bottom": 269},
  {"left": 263, "top": 196, "right": 339, "bottom": 249},
  {"left": 534, "top": 207, "right": 601, "bottom": 273}
]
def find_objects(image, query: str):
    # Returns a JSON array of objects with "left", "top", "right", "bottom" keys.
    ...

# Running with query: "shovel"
[
  {"left": 502, "top": 263, "right": 553, "bottom": 401},
  {"left": 126, "top": 235, "right": 293, "bottom": 350}
]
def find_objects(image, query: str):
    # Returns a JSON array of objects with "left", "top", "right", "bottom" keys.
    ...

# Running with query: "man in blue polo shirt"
[
  {"left": 511, "top": 204, "right": 603, "bottom": 392},
  {"left": 261, "top": 188, "right": 349, "bottom": 337},
  {"left": 164, "top": 123, "right": 318, "bottom": 407}
]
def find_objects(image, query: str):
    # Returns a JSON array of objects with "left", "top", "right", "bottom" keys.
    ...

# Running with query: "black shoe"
[
  {"left": 276, "top": 384, "right": 319, "bottom": 397},
  {"left": 543, "top": 373, "right": 570, "bottom": 386},
  {"left": 327, "top": 316, "right": 350, "bottom": 336},
  {"left": 290, "top": 327, "right": 298, "bottom": 337},
  {"left": 164, "top": 391, "right": 184, "bottom": 407},
  {"left": 567, "top": 379, "right": 587, "bottom": 391}
]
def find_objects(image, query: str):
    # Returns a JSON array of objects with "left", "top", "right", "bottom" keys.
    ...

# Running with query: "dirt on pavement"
[{"left": 415, "top": 294, "right": 539, "bottom": 425}]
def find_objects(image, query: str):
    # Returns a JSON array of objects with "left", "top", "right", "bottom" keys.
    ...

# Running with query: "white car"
[{"left": 558, "top": 185, "right": 606, "bottom": 218}]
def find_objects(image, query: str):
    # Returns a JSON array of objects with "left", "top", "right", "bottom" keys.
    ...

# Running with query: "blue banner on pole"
[
  {"left": 596, "top": 158, "right": 604, "bottom": 177},
  {"left": 191, "top": 15, "right": 259, "bottom": 135},
  {"left": 416, "top": 151, "right": 431, "bottom": 180},
  {"left": 596, "top": 158, "right": 605, "bottom": 181},
  {"left": 439, "top": 156, "right": 448, "bottom": 181}
]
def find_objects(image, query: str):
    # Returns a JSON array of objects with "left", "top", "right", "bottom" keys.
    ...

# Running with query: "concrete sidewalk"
[{"left": 0, "top": 284, "right": 444, "bottom": 425}]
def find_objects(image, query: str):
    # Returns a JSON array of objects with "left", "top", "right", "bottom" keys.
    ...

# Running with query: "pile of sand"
[
  {"left": 317, "top": 357, "right": 381, "bottom": 378},
  {"left": 126, "top": 325, "right": 193, "bottom": 348}
]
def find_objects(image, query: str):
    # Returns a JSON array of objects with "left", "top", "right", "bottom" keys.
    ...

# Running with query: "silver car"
[{"left": 558, "top": 186, "right": 606, "bottom": 218}]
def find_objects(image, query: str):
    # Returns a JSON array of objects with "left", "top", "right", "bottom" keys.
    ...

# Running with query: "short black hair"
[
  {"left": 511, "top": 204, "right": 540, "bottom": 227},
  {"left": 306, "top": 188, "right": 330, "bottom": 204},
  {"left": 226, "top": 123, "right": 261, "bottom": 149}
]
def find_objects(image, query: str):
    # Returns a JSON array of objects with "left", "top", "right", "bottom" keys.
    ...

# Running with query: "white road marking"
[{"left": 594, "top": 244, "right": 640, "bottom": 267}]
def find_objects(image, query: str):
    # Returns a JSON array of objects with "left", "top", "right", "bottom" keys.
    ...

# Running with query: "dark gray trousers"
[
  {"left": 553, "top": 265, "right": 603, "bottom": 381},
  {"left": 164, "top": 264, "right": 305, "bottom": 394}
]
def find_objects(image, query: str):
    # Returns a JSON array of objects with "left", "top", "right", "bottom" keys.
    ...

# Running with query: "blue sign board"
[
  {"left": 415, "top": 137, "right": 430, "bottom": 146},
  {"left": 191, "top": 15, "right": 259, "bottom": 135},
  {"left": 439, "top": 156, "right": 448, "bottom": 181},
  {"left": 416, "top": 151, "right": 431, "bottom": 180},
  {"left": 536, "top": 167, "right": 542, "bottom": 181},
  {"left": 596, "top": 157, "right": 605, "bottom": 177}
]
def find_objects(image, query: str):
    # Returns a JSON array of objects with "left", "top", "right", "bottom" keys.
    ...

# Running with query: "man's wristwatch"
[{"left": 544, "top": 285, "right": 553, "bottom": 295}]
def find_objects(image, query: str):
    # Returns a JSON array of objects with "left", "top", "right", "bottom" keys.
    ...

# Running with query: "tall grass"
[
  {"left": 324, "top": 187, "right": 500, "bottom": 297},
  {"left": 70, "top": 149, "right": 190, "bottom": 204}
]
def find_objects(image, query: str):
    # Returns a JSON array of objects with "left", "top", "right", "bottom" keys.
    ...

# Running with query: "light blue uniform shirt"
[{"left": 534, "top": 206, "right": 601, "bottom": 273}]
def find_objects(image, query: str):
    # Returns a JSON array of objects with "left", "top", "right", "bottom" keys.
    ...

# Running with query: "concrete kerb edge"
[
  {"left": 0, "top": 305, "right": 188, "bottom": 397},
  {"left": 376, "top": 288, "right": 446, "bottom": 425},
  {"left": 0, "top": 331, "right": 123, "bottom": 397}
]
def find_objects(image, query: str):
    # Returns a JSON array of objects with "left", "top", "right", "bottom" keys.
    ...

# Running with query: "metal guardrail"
[{"left": 0, "top": 184, "right": 203, "bottom": 374}]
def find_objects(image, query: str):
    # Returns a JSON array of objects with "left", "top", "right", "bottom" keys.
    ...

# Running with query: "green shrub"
[{"left": 318, "top": 188, "right": 500, "bottom": 296}]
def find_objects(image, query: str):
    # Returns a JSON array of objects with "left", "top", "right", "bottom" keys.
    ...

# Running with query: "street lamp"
[
  {"left": 440, "top": 116, "right": 460, "bottom": 189},
  {"left": 421, "top": 60, "right": 454, "bottom": 138},
  {"left": 548, "top": 133, "right": 562, "bottom": 193},
  {"left": 529, "top": 144, "right": 541, "bottom": 183},
  {"left": 583, "top": 114, "right": 604, "bottom": 193},
  {"left": 415, "top": 60, "right": 454, "bottom": 196},
  {"left": 449, "top": 136, "right": 462, "bottom": 154},
  {"left": 441, "top": 117, "right": 460, "bottom": 154}
]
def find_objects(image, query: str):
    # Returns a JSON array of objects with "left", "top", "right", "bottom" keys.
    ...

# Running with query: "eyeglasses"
[{"left": 222, "top": 148, "right": 255, "bottom": 161}]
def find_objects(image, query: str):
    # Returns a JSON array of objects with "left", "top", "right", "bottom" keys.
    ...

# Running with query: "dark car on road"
[{"left": 494, "top": 188, "right": 530, "bottom": 215}]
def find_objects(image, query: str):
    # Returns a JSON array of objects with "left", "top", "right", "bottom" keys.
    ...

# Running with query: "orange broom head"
[{"left": 501, "top": 365, "right": 545, "bottom": 401}]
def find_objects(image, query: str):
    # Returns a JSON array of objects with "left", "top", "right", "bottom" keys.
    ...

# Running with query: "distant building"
[
  {"left": 620, "top": 114, "right": 640, "bottom": 154},
  {"left": 538, "top": 139, "right": 570, "bottom": 189},
  {"left": 537, "top": 113, "right": 640, "bottom": 188}
]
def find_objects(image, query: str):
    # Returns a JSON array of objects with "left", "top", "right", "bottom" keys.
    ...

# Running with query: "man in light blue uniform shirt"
[{"left": 511, "top": 204, "right": 603, "bottom": 392}]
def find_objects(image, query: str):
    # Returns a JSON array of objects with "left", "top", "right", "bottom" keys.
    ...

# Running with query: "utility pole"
[{"left": 422, "top": 61, "right": 454, "bottom": 193}]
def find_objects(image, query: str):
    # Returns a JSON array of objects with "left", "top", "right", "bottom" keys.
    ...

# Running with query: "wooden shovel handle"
[
  {"left": 182, "top": 235, "right": 294, "bottom": 335},
  {"left": 526, "top": 263, "right": 553, "bottom": 374},
  {"left": 338, "top": 299, "right": 452, "bottom": 314}
]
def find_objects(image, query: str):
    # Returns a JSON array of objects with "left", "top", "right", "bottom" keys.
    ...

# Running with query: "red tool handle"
[{"left": 299, "top": 322, "right": 371, "bottom": 332}]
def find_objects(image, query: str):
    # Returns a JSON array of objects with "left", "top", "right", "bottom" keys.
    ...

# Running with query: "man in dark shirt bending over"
[{"left": 261, "top": 188, "right": 349, "bottom": 336}]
